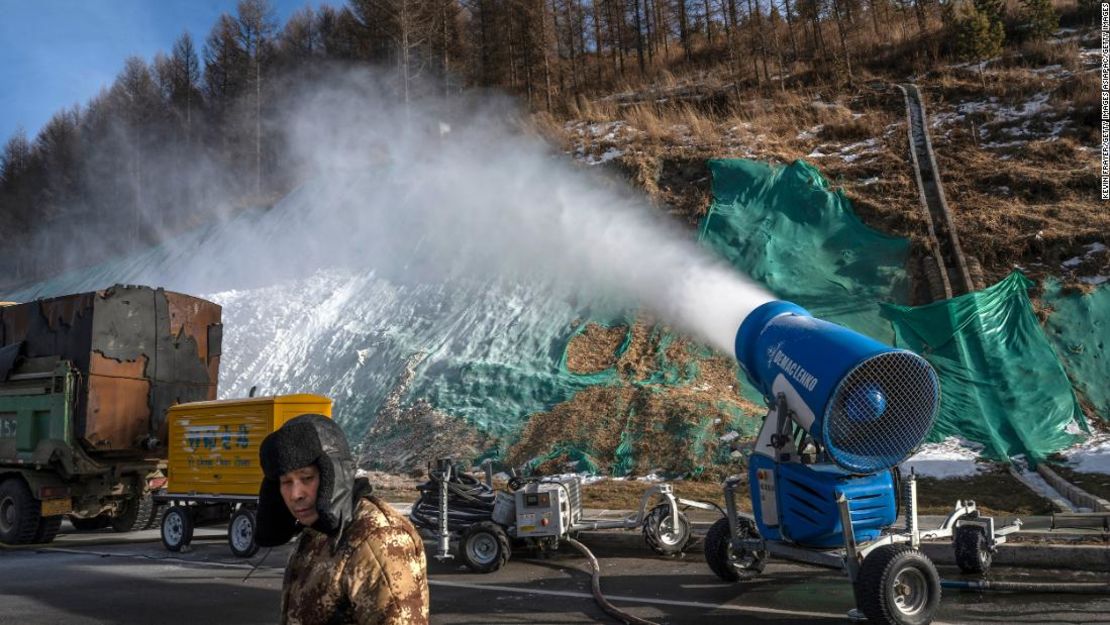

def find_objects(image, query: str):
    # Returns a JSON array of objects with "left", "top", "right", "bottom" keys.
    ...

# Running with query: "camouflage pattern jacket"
[{"left": 281, "top": 496, "right": 429, "bottom": 625}]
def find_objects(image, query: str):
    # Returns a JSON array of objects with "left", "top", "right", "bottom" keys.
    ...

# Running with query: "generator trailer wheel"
[
  {"left": 161, "top": 505, "right": 194, "bottom": 552},
  {"left": 228, "top": 508, "right": 260, "bottom": 558},
  {"left": 459, "top": 521, "right": 511, "bottom": 573}
]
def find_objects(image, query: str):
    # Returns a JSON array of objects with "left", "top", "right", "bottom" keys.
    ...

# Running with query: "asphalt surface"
[{"left": 1, "top": 523, "right": 1108, "bottom": 625}]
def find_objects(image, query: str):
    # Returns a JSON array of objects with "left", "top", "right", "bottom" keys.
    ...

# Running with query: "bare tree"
[
  {"left": 154, "top": 33, "right": 203, "bottom": 145},
  {"left": 236, "top": 0, "right": 278, "bottom": 196},
  {"left": 351, "top": 0, "right": 436, "bottom": 104}
]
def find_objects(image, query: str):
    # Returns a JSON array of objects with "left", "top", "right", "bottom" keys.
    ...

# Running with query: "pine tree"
[
  {"left": 1019, "top": 0, "right": 1057, "bottom": 42},
  {"left": 971, "top": 0, "right": 1004, "bottom": 25},
  {"left": 952, "top": 1, "right": 1003, "bottom": 84}
]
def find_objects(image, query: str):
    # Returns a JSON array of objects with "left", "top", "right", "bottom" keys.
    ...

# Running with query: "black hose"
[
  {"left": 942, "top": 579, "right": 1110, "bottom": 594},
  {"left": 565, "top": 537, "right": 661, "bottom": 625}
]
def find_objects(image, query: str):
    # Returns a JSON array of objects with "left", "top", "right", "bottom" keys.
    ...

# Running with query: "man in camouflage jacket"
[{"left": 256, "top": 413, "right": 429, "bottom": 625}]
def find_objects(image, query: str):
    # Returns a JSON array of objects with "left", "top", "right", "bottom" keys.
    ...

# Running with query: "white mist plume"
[
  {"left": 5, "top": 69, "right": 773, "bottom": 358},
  {"left": 267, "top": 70, "right": 772, "bottom": 355}
]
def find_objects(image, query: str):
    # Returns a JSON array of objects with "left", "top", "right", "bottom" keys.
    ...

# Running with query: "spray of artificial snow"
[
  {"left": 269, "top": 71, "right": 772, "bottom": 354},
  {"left": 6, "top": 70, "right": 773, "bottom": 356}
]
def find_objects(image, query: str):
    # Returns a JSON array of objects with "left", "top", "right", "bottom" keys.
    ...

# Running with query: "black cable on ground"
[
  {"left": 565, "top": 537, "right": 661, "bottom": 625},
  {"left": 942, "top": 579, "right": 1110, "bottom": 594}
]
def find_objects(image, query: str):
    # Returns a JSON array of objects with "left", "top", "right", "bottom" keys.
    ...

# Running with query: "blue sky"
[{"left": 0, "top": 0, "right": 328, "bottom": 146}]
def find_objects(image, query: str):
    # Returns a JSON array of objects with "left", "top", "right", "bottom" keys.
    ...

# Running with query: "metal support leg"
[
  {"left": 837, "top": 494, "right": 860, "bottom": 583},
  {"left": 907, "top": 469, "right": 919, "bottom": 549},
  {"left": 435, "top": 458, "right": 453, "bottom": 561},
  {"left": 723, "top": 477, "right": 741, "bottom": 540}
]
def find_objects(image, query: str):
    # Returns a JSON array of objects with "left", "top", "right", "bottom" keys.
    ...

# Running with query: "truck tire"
[
  {"left": 161, "top": 505, "right": 194, "bottom": 552},
  {"left": 32, "top": 516, "right": 63, "bottom": 544},
  {"left": 0, "top": 478, "right": 43, "bottom": 545},
  {"left": 142, "top": 502, "right": 166, "bottom": 531},
  {"left": 112, "top": 495, "right": 154, "bottom": 533},
  {"left": 228, "top": 508, "right": 259, "bottom": 558}
]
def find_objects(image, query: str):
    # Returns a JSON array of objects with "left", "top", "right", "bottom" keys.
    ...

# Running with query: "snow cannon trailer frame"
[{"left": 705, "top": 394, "right": 1022, "bottom": 625}]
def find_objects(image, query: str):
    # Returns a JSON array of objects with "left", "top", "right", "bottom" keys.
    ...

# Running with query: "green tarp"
[
  {"left": 701, "top": 159, "right": 911, "bottom": 344},
  {"left": 881, "top": 272, "right": 1087, "bottom": 463},
  {"left": 1043, "top": 280, "right": 1110, "bottom": 420}
]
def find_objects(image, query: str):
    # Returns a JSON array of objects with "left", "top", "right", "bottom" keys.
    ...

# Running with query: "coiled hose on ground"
[{"left": 566, "top": 537, "right": 661, "bottom": 625}]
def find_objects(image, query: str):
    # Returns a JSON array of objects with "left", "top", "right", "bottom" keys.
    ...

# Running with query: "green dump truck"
[{"left": 0, "top": 285, "right": 221, "bottom": 545}]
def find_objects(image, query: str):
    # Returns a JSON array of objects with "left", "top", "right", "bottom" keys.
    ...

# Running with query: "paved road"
[{"left": 1, "top": 528, "right": 1108, "bottom": 625}]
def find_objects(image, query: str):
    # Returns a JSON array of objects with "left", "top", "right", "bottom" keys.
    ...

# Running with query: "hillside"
[
  {"left": 1, "top": 1, "right": 1104, "bottom": 485},
  {"left": 511, "top": 18, "right": 1106, "bottom": 477}
]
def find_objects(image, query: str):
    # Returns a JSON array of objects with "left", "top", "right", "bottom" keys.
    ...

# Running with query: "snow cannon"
[
  {"left": 735, "top": 300, "right": 939, "bottom": 473},
  {"left": 735, "top": 300, "right": 940, "bottom": 547}
]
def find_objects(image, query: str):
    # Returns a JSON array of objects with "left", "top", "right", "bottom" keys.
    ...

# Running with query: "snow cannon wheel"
[
  {"left": 855, "top": 544, "right": 940, "bottom": 625},
  {"left": 459, "top": 521, "right": 511, "bottom": 573},
  {"left": 161, "top": 506, "right": 194, "bottom": 552},
  {"left": 953, "top": 525, "right": 992, "bottom": 574},
  {"left": 228, "top": 508, "right": 260, "bottom": 558},
  {"left": 704, "top": 517, "right": 766, "bottom": 582},
  {"left": 643, "top": 503, "right": 692, "bottom": 556}
]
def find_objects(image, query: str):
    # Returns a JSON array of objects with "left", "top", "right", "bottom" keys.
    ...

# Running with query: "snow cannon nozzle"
[{"left": 732, "top": 300, "right": 940, "bottom": 474}]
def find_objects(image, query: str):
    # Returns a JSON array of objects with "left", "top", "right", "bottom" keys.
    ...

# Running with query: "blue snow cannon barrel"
[{"left": 735, "top": 301, "right": 940, "bottom": 473}]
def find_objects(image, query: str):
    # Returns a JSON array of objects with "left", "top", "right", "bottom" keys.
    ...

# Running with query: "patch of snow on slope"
[
  {"left": 901, "top": 437, "right": 986, "bottom": 478},
  {"left": 1061, "top": 432, "right": 1110, "bottom": 474}
]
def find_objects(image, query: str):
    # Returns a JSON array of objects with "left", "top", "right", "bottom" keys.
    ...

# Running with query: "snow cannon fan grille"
[{"left": 823, "top": 351, "right": 939, "bottom": 474}]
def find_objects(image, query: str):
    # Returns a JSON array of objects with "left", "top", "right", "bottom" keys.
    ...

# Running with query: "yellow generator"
[{"left": 154, "top": 394, "right": 332, "bottom": 557}]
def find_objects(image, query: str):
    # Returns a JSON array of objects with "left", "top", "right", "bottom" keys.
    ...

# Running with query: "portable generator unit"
[
  {"left": 410, "top": 459, "right": 714, "bottom": 573},
  {"left": 705, "top": 301, "right": 1020, "bottom": 625}
]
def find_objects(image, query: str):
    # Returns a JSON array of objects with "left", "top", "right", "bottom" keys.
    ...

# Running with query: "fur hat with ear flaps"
[{"left": 256, "top": 413, "right": 371, "bottom": 549}]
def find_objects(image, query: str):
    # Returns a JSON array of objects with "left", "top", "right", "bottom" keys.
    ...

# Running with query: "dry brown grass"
[
  {"left": 915, "top": 471, "right": 1058, "bottom": 516},
  {"left": 564, "top": 323, "right": 628, "bottom": 374},
  {"left": 623, "top": 104, "right": 675, "bottom": 143},
  {"left": 506, "top": 315, "right": 761, "bottom": 477},
  {"left": 1013, "top": 39, "right": 1082, "bottom": 72},
  {"left": 1061, "top": 74, "right": 1101, "bottom": 142},
  {"left": 1048, "top": 464, "right": 1110, "bottom": 503},
  {"left": 932, "top": 128, "right": 1105, "bottom": 275}
]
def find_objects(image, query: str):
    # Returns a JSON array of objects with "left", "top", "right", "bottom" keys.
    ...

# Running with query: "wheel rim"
[
  {"left": 728, "top": 523, "right": 763, "bottom": 571},
  {"left": 230, "top": 514, "right": 253, "bottom": 552},
  {"left": 892, "top": 567, "right": 929, "bottom": 616},
  {"left": 656, "top": 513, "right": 684, "bottom": 546},
  {"left": 164, "top": 512, "right": 183, "bottom": 545},
  {"left": 0, "top": 496, "right": 14, "bottom": 534},
  {"left": 466, "top": 532, "right": 499, "bottom": 566}
]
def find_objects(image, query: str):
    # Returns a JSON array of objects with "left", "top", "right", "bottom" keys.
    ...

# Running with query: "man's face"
[{"left": 279, "top": 465, "right": 320, "bottom": 526}]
